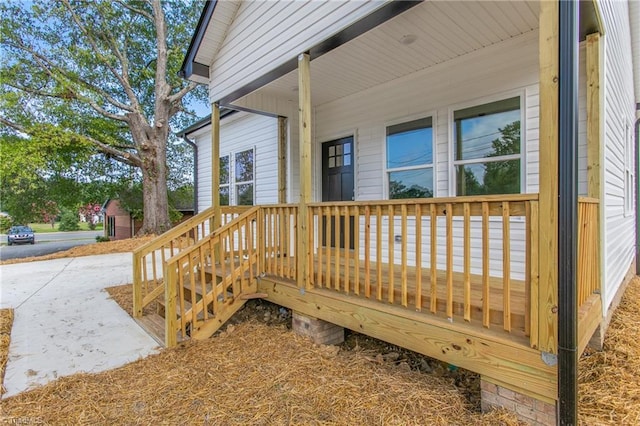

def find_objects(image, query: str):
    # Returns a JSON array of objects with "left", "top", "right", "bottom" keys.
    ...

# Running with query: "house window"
[
  {"left": 625, "top": 122, "right": 635, "bottom": 216},
  {"left": 219, "top": 155, "right": 230, "bottom": 206},
  {"left": 386, "top": 117, "right": 434, "bottom": 199},
  {"left": 107, "top": 216, "right": 116, "bottom": 237},
  {"left": 234, "top": 148, "right": 255, "bottom": 205},
  {"left": 453, "top": 97, "right": 522, "bottom": 195}
]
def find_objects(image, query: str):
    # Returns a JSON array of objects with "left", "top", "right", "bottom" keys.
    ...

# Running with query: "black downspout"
[
  {"left": 635, "top": 113, "right": 639, "bottom": 276},
  {"left": 182, "top": 136, "right": 199, "bottom": 214},
  {"left": 558, "top": 1, "right": 579, "bottom": 425}
]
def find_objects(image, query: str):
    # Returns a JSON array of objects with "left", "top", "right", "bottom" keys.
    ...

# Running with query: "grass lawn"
[{"left": 27, "top": 222, "right": 103, "bottom": 233}]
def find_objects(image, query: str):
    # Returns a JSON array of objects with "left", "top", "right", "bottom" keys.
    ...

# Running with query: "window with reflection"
[
  {"left": 386, "top": 117, "right": 434, "bottom": 199},
  {"left": 234, "top": 148, "right": 254, "bottom": 205},
  {"left": 453, "top": 97, "right": 521, "bottom": 195},
  {"left": 219, "top": 155, "right": 230, "bottom": 206}
]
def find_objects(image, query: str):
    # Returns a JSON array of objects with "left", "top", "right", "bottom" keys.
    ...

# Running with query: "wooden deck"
[{"left": 278, "top": 253, "right": 528, "bottom": 339}]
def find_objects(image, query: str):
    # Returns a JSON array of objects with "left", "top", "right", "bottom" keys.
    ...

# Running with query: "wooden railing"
[
  {"left": 577, "top": 197, "right": 600, "bottom": 306},
  {"left": 132, "top": 205, "right": 250, "bottom": 318},
  {"left": 262, "top": 205, "right": 298, "bottom": 280},
  {"left": 163, "top": 207, "right": 260, "bottom": 346},
  {"left": 302, "top": 194, "right": 539, "bottom": 345}
]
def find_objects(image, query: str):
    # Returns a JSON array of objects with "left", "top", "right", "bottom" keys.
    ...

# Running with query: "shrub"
[
  {"left": 95, "top": 235, "right": 111, "bottom": 243},
  {"left": 0, "top": 216, "right": 12, "bottom": 233},
  {"left": 58, "top": 211, "right": 80, "bottom": 231}
]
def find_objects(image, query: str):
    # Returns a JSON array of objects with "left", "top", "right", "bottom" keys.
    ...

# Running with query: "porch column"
[
  {"left": 211, "top": 103, "right": 221, "bottom": 232},
  {"left": 586, "top": 32, "right": 602, "bottom": 200},
  {"left": 538, "top": 0, "right": 559, "bottom": 355},
  {"left": 278, "top": 116, "right": 288, "bottom": 204},
  {"left": 298, "top": 53, "right": 312, "bottom": 289}
]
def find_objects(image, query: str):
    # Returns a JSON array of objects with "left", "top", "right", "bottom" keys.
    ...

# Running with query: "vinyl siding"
[
  {"left": 208, "top": 0, "right": 387, "bottom": 103},
  {"left": 599, "top": 0, "right": 637, "bottom": 310},
  {"left": 193, "top": 112, "right": 279, "bottom": 211}
]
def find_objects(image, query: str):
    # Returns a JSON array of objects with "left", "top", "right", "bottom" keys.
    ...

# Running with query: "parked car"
[{"left": 7, "top": 225, "right": 35, "bottom": 245}]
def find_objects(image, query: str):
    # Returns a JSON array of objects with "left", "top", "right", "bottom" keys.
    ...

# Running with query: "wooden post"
[
  {"left": 586, "top": 33, "right": 601, "bottom": 200},
  {"left": 211, "top": 104, "right": 222, "bottom": 232},
  {"left": 278, "top": 116, "right": 288, "bottom": 204},
  {"left": 538, "top": 0, "right": 559, "bottom": 354},
  {"left": 164, "top": 262, "right": 177, "bottom": 348},
  {"left": 298, "top": 53, "right": 312, "bottom": 289},
  {"left": 132, "top": 253, "right": 142, "bottom": 318}
]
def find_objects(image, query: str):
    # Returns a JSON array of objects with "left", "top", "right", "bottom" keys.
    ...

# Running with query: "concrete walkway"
[{"left": 0, "top": 253, "right": 160, "bottom": 398}]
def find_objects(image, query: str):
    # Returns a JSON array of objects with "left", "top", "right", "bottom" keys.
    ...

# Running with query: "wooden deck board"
[{"left": 273, "top": 253, "right": 528, "bottom": 334}]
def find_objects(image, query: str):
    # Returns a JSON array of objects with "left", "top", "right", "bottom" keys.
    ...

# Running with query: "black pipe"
[
  {"left": 182, "top": 136, "right": 199, "bottom": 214},
  {"left": 558, "top": 0, "right": 579, "bottom": 424},
  {"left": 635, "top": 114, "right": 639, "bottom": 276}
]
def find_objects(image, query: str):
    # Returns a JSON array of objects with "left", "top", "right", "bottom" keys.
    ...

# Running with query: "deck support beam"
[
  {"left": 538, "top": 0, "right": 559, "bottom": 355},
  {"left": 297, "top": 53, "right": 312, "bottom": 289}
]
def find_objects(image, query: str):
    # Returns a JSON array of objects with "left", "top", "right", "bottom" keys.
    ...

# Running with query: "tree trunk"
[{"left": 138, "top": 137, "right": 171, "bottom": 235}]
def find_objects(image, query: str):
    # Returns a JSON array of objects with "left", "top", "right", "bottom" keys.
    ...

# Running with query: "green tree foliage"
[
  {"left": 0, "top": 0, "right": 205, "bottom": 234},
  {"left": 58, "top": 210, "right": 80, "bottom": 231},
  {"left": 457, "top": 120, "right": 521, "bottom": 196},
  {"left": 389, "top": 180, "right": 432, "bottom": 199},
  {"left": 484, "top": 121, "right": 521, "bottom": 194}
]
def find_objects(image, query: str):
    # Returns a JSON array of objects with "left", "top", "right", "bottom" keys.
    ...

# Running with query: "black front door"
[{"left": 322, "top": 137, "right": 354, "bottom": 248}]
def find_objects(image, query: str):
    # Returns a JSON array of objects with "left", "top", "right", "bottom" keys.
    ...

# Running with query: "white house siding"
[
  {"left": 208, "top": 0, "right": 387, "bottom": 103},
  {"left": 192, "top": 112, "right": 279, "bottom": 211},
  {"left": 306, "top": 32, "right": 545, "bottom": 280},
  {"left": 629, "top": 0, "right": 640, "bottom": 106},
  {"left": 599, "top": 0, "right": 637, "bottom": 311},
  {"left": 233, "top": 94, "right": 301, "bottom": 204}
]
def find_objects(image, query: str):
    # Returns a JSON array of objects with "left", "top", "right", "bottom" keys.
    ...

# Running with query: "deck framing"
[{"left": 259, "top": 276, "right": 557, "bottom": 401}]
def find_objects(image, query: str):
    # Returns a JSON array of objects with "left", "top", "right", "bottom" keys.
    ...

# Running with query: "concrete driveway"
[{"left": 0, "top": 253, "right": 160, "bottom": 398}]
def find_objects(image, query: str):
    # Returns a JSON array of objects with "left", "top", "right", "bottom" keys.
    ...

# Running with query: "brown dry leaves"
[
  {"left": 0, "top": 309, "right": 14, "bottom": 396},
  {"left": 0, "top": 236, "right": 155, "bottom": 265}
]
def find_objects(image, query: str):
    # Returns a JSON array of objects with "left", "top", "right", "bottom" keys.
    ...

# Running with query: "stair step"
[
  {"left": 135, "top": 313, "right": 185, "bottom": 346},
  {"left": 202, "top": 265, "right": 252, "bottom": 280}
]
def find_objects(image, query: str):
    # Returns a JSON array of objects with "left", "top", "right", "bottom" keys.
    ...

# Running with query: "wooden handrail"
[
  {"left": 162, "top": 206, "right": 261, "bottom": 347},
  {"left": 132, "top": 205, "right": 250, "bottom": 318}
]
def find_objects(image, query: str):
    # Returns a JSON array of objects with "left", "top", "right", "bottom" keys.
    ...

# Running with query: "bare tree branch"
[
  {"left": 84, "top": 135, "right": 142, "bottom": 167},
  {"left": 59, "top": 0, "right": 142, "bottom": 113},
  {"left": 5, "top": 35, "right": 135, "bottom": 115},
  {"left": 112, "top": 0, "right": 153, "bottom": 21},
  {"left": 0, "top": 116, "right": 142, "bottom": 168},
  {"left": 167, "top": 81, "right": 200, "bottom": 105}
]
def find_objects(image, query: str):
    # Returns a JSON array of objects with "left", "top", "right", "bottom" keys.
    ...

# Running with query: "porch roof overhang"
[{"left": 180, "top": 0, "right": 603, "bottom": 111}]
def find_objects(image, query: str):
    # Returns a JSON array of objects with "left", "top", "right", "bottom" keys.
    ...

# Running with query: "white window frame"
[
  {"left": 449, "top": 92, "right": 526, "bottom": 196},
  {"left": 233, "top": 147, "right": 256, "bottom": 206},
  {"left": 383, "top": 114, "right": 436, "bottom": 200},
  {"left": 624, "top": 121, "right": 635, "bottom": 217},
  {"left": 219, "top": 154, "right": 230, "bottom": 206}
]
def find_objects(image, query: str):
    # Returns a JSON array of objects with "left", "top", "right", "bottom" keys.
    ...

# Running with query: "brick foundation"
[
  {"left": 292, "top": 311, "right": 344, "bottom": 345},
  {"left": 481, "top": 378, "right": 556, "bottom": 425}
]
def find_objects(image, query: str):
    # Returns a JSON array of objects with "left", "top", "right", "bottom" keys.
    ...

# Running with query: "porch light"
[{"left": 399, "top": 34, "right": 417, "bottom": 45}]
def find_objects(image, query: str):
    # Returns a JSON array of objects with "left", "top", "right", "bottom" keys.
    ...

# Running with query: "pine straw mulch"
[
  {"left": 0, "top": 235, "right": 155, "bottom": 266},
  {"left": 0, "top": 318, "right": 520, "bottom": 425},
  {"left": 1, "top": 236, "right": 638, "bottom": 424},
  {"left": 0, "top": 309, "right": 14, "bottom": 396},
  {"left": 578, "top": 276, "right": 640, "bottom": 425}
]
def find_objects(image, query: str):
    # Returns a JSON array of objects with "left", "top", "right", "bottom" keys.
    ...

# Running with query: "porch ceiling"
[{"left": 236, "top": 1, "right": 540, "bottom": 108}]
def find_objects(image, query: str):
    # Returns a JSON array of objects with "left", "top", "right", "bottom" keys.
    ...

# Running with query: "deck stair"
[{"left": 134, "top": 206, "right": 263, "bottom": 347}]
